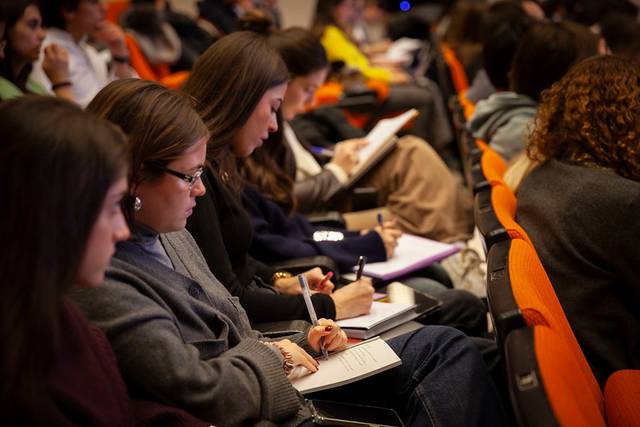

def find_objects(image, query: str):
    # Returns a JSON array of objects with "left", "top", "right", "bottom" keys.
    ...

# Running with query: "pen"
[
  {"left": 377, "top": 212, "right": 384, "bottom": 230},
  {"left": 315, "top": 271, "right": 333, "bottom": 290},
  {"left": 309, "top": 146, "right": 335, "bottom": 158},
  {"left": 355, "top": 256, "right": 367, "bottom": 281},
  {"left": 298, "top": 275, "right": 329, "bottom": 360}
]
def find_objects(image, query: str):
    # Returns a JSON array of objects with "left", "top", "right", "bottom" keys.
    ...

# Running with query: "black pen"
[{"left": 355, "top": 256, "right": 367, "bottom": 281}]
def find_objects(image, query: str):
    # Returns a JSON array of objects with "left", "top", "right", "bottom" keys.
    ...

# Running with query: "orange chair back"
[
  {"left": 481, "top": 147, "right": 507, "bottom": 185},
  {"left": 533, "top": 325, "right": 606, "bottom": 427},
  {"left": 508, "top": 238, "right": 603, "bottom": 409},
  {"left": 441, "top": 43, "right": 469, "bottom": 93},
  {"left": 124, "top": 33, "right": 189, "bottom": 89},
  {"left": 491, "top": 183, "right": 531, "bottom": 243},
  {"left": 604, "top": 370, "right": 640, "bottom": 427},
  {"left": 106, "top": 0, "right": 130, "bottom": 24}
]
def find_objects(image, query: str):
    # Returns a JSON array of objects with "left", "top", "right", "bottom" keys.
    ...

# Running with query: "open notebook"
[
  {"left": 345, "top": 109, "right": 419, "bottom": 188},
  {"left": 289, "top": 337, "right": 401, "bottom": 394},
  {"left": 347, "top": 234, "right": 460, "bottom": 281}
]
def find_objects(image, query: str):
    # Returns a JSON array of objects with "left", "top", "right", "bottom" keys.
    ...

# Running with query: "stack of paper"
[{"left": 336, "top": 301, "right": 419, "bottom": 339}]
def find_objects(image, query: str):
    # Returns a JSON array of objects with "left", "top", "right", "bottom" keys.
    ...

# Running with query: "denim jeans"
[{"left": 308, "top": 326, "right": 507, "bottom": 427}]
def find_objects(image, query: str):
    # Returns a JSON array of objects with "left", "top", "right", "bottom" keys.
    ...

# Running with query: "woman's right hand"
[
  {"left": 274, "top": 339, "right": 319, "bottom": 373},
  {"left": 330, "top": 278, "right": 374, "bottom": 320},
  {"left": 42, "top": 43, "right": 70, "bottom": 85},
  {"left": 374, "top": 222, "right": 402, "bottom": 258},
  {"left": 329, "top": 139, "right": 368, "bottom": 176}
]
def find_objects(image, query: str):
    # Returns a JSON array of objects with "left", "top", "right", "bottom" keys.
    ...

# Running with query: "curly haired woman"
[{"left": 516, "top": 55, "right": 640, "bottom": 387}]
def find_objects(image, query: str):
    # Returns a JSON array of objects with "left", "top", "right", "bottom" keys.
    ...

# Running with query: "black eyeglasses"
[{"left": 156, "top": 166, "right": 204, "bottom": 190}]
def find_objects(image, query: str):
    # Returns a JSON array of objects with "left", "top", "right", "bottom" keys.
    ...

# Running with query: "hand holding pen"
[
  {"left": 299, "top": 275, "right": 347, "bottom": 360},
  {"left": 374, "top": 214, "right": 402, "bottom": 259}
]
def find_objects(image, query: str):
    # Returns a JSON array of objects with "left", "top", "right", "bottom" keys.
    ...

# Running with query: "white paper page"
[
  {"left": 360, "top": 234, "right": 459, "bottom": 278},
  {"left": 358, "top": 108, "right": 418, "bottom": 163},
  {"left": 336, "top": 301, "right": 416, "bottom": 329},
  {"left": 290, "top": 337, "right": 401, "bottom": 394}
]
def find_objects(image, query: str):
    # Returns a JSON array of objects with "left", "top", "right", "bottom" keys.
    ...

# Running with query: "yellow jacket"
[{"left": 320, "top": 25, "right": 392, "bottom": 83}]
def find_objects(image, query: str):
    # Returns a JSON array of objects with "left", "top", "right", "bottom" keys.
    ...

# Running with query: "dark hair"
[
  {"left": 481, "top": 0, "right": 534, "bottom": 90},
  {"left": 527, "top": 55, "right": 640, "bottom": 180},
  {"left": 121, "top": 3, "right": 165, "bottom": 38},
  {"left": 0, "top": 96, "right": 126, "bottom": 415},
  {"left": 510, "top": 21, "right": 598, "bottom": 101},
  {"left": 39, "top": 0, "right": 80, "bottom": 29},
  {"left": 182, "top": 31, "right": 289, "bottom": 190},
  {"left": 601, "top": 12, "right": 640, "bottom": 63},
  {"left": 238, "top": 11, "right": 328, "bottom": 78},
  {"left": 87, "top": 79, "right": 209, "bottom": 232},
  {"left": 312, "top": 0, "right": 345, "bottom": 36},
  {"left": 0, "top": 0, "right": 39, "bottom": 91}
]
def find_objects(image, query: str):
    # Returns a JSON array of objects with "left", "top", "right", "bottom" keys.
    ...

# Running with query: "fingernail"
[{"left": 325, "top": 326, "right": 333, "bottom": 331}]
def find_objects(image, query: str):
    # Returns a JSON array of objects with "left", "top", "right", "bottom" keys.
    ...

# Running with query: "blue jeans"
[{"left": 308, "top": 326, "right": 507, "bottom": 427}]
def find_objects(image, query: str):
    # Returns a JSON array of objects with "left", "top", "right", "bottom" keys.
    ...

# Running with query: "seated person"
[
  {"left": 516, "top": 55, "right": 640, "bottom": 387},
  {"left": 0, "top": 0, "right": 73, "bottom": 101},
  {"left": 252, "top": 24, "right": 473, "bottom": 242},
  {"left": 32, "top": 0, "right": 135, "bottom": 106},
  {"left": 75, "top": 77, "right": 508, "bottom": 427},
  {"left": 0, "top": 96, "right": 206, "bottom": 426},
  {"left": 312, "top": 0, "right": 453, "bottom": 153},
  {"left": 465, "top": 0, "right": 535, "bottom": 104},
  {"left": 120, "top": 0, "right": 183, "bottom": 72},
  {"left": 467, "top": 21, "right": 598, "bottom": 162}
]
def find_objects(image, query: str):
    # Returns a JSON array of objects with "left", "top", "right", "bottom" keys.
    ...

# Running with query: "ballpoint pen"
[
  {"left": 298, "top": 274, "right": 329, "bottom": 360},
  {"left": 377, "top": 212, "right": 384, "bottom": 231},
  {"left": 355, "top": 256, "right": 367, "bottom": 281}
]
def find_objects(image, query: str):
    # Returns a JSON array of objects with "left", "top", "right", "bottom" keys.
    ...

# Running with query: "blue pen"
[
  {"left": 298, "top": 275, "right": 330, "bottom": 360},
  {"left": 377, "top": 212, "right": 384, "bottom": 230}
]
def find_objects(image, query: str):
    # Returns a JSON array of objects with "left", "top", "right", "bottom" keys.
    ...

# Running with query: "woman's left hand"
[
  {"left": 274, "top": 267, "right": 335, "bottom": 295},
  {"left": 307, "top": 318, "right": 348, "bottom": 353}
]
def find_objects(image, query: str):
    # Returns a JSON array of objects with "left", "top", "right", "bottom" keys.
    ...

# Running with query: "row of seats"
[{"left": 474, "top": 146, "right": 640, "bottom": 427}]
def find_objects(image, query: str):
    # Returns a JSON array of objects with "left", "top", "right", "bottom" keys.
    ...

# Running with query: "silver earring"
[{"left": 134, "top": 196, "right": 142, "bottom": 212}]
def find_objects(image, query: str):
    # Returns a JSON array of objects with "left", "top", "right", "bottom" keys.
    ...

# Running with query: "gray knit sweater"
[{"left": 71, "top": 229, "right": 313, "bottom": 426}]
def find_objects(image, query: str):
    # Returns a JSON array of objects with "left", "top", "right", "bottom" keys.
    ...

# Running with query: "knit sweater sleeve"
[{"left": 70, "top": 266, "right": 305, "bottom": 426}]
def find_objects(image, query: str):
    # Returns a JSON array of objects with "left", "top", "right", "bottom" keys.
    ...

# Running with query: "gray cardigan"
[{"left": 71, "top": 229, "right": 313, "bottom": 426}]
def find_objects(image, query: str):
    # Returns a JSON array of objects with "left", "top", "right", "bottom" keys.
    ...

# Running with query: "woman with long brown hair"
[
  {"left": 516, "top": 55, "right": 640, "bottom": 387},
  {"left": 0, "top": 96, "right": 206, "bottom": 426}
]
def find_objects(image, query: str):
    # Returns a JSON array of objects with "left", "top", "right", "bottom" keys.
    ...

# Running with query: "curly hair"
[{"left": 527, "top": 55, "right": 640, "bottom": 181}]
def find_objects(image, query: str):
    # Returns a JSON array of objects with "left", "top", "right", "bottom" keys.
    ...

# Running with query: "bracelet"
[
  {"left": 51, "top": 81, "right": 72, "bottom": 90},
  {"left": 264, "top": 342, "right": 295, "bottom": 375},
  {"left": 112, "top": 54, "right": 130, "bottom": 64},
  {"left": 271, "top": 270, "right": 292, "bottom": 285}
]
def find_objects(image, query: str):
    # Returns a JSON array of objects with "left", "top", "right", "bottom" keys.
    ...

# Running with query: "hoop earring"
[{"left": 134, "top": 196, "right": 142, "bottom": 212}]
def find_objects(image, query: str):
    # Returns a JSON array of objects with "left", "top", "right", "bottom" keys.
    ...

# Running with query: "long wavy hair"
[
  {"left": 527, "top": 55, "right": 640, "bottom": 181},
  {"left": 182, "top": 31, "right": 289, "bottom": 191},
  {"left": 0, "top": 96, "right": 127, "bottom": 416},
  {"left": 87, "top": 79, "right": 209, "bottom": 233}
]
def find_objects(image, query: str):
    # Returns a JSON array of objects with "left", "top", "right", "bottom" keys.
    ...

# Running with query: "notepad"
[
  {"left": 350, "top": 234, "right": 460, "bottom": 281},
  {"left": 336, "top": 301, "right": 419, "bottom": 339},
  {"left": 346, "top": 109, "right": 419, "bottom": 188},
  {"left": 289, "top": 337, "right": 401, "bottom": 394}
]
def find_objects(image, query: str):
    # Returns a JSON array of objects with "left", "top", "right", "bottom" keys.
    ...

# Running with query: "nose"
[
  {"left": 37, "top": 27, "right": 46, "bottom": 41},
  {"left": 268, "top": 113, "right": 278, "bottom": 133},
  {"left": 191, "top": 175, "right": 206, "bottom": 197},
  {"left": 114, "top": 212, "right": 131, "bottom": 242}
]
